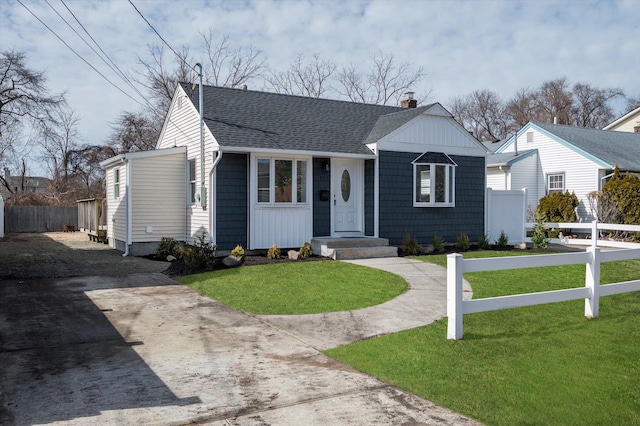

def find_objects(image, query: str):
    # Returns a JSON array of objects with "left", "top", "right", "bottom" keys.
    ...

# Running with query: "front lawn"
[
  {"left": 325, "top": 251, "right": 640, "bottom": 425},
  {"left": 176, "top": 261, "right": 407, "bottom": 314}
]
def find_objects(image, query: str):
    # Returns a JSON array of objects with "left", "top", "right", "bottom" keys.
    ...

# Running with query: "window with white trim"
[
  {"left": 188, "top": 159, "right": 196, "bottom": 204},
  {"left": 526, "top": 131, "right": 534, "bottom": 143},
  {"left": 547, "top": 173, "right": 564, "bottom": 194},
  {"left": 256, "top": 157, "right": 308, "bottom": 204},
  {"left": 114, "top": 168, "right": 120, "bottom": 199},
  {"left": 413, "top": 152, "right": 457, "bottom": 207}
]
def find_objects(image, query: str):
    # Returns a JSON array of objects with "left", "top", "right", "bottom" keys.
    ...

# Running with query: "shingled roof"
[
  {"left": 534, "top": 122, "right": 640, "bottom": 171},
  {"left": 179, "top": 83, "right": 424, "bottom": 156}
]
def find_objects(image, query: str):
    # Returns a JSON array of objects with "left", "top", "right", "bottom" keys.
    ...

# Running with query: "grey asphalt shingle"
[
  {"left": 180, "top": 83, "right": 417, "bottom": 155},
  {"left": 487, "top": 149, "right": 537, "bottom": 167},
  {"left": 534, "top": 122, "right": 640, "bottom": 171}
]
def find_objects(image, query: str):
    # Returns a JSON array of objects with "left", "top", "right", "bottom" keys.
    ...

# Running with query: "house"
[
  {"left": 0, "top": 168, "right": 51, "bottom": 201},
  {"left": 487, "top": 122, "right": 640, "bottom": 221},
  {"left": 101, "top": 84, "right": 488, "bottom": 256},
  {"left": 603, "top": 106, "right": 640, "bottom": 133}
]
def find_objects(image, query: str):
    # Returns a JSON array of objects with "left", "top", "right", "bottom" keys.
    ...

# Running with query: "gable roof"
[
  {"left": 603, "top": 106, "right": 640, "bottom": 130},
  {"left": 486, "top": 149, "right": 537, "bottom": 167},
  {"left": 180, "top": 83, "right": 421, "bottom": 156},
  {"left": 363, "top": 105, "right": 434, "bottom": 145},
  {"left": 498, "top": 122, "right": 640, "bottom": 172}
]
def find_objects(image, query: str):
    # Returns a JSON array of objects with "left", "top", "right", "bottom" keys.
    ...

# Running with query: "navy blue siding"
[
  {"left": 378, "top": 150, "right": 485, "bottom": 246},
  {"left": 313, "top": 157, "right": 331, "bottom": 237},
  {"left": 364, "top": 159, "right": 375, "bottom": 236},
  {"left": 216, "top": 153, "right": 248, "bottom": 250}
]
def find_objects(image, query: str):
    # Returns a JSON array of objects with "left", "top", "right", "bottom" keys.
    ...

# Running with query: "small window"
[
  {"left": 547, "top": 173, "right": 564, "bottom": 194},
  {"left": 526, "top": 131, "right": 534, "bottom": 143},
  {"left": 413, "top": 152, "right": 457, "bottom": 207},
  {"left": 114, "top": 168, "right": 120, "bottom": 199},
  {"left": 188, "top": 159, "right": 196, "bottom": 204},
  {"left": 257, "top": 157, "right": 308, "bottom": 205}
]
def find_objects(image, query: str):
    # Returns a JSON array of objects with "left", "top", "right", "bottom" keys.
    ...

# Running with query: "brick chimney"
[{"left": 400, "top": 91, "right": 417, "bottom": 108}]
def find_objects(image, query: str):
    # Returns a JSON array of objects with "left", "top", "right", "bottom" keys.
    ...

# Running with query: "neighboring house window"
[
  {"left": 412, "top": 152, "right": 457, "bottom": 207},
  {"left": 257, "top": 157, "right": 308, "bottom": 204},
  {"left": 547, "top": 173, "right": 565, "bottom": 194},
  {"left": 526, "top": 132, "right": 533, "bottom": 143},
  {"left": 188, "top": 159, "right": 196, "bottom": 204},
  {"left": 114, "top": 168, "right": 120, "bottom": 198}
]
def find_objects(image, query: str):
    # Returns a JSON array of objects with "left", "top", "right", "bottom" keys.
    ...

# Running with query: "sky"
[{"left": 1, "top": 0, "right": 638, "bottom": 176}]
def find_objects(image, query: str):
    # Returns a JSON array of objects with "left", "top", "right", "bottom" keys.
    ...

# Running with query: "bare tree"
[
  {"left": 571, "top": 83, "right": 624, "bottom": 128},
  {"left": 537, "top": 77, "right": 573, "bottom": 125},
  {"left": 265, "top": 53, "right": 336, "bottom": 98},
  {"left": 201, "top": 30, "right": 266, "bottom": 88},
  {"left": 108, "top": 111, "right": 159, "bottom": 154},
  {"left": 337, "top": 50, "right": 428, "bottom": 105},
  {"left": 506, "top": 88, "right": 542, "bottom": 131},
  {"left": 449, "top": 90, "right": 508, "bottom": 142},
  {"left": 625, "top": 94, "right": 640, "bottom": 112},
  {"left": 38, "top": 107, "right": 81, "bottom": 182}
]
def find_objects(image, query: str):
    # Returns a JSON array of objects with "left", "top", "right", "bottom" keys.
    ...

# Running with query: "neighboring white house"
[
  {"left": 487, "top": 122, "right": 640, "bottom": 221},
  {"left": 603, "top": 106, "right": 640, "bottom": 133}
]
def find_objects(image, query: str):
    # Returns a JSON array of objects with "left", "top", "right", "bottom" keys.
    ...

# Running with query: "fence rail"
[
  {"left": 447, "top": 246, "right": 640, "bottom": 340},
  {"left": 3, "top": 205, "right": 77, "bottom": 233},
  {"left": 525, "top": 220, "right": 640, "bottom": 249}
]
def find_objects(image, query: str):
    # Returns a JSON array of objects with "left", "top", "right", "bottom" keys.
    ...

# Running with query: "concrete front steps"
[{"left": 311, "top": 237, "right": 398, "bottom": 260}]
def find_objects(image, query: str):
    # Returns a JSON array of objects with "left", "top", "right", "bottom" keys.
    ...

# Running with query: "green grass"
[
  {"left": 176, "top": 261, "right": 407, "bottom": 314},
  {"left": 325, "top": 251, "right": 640, "bottom": 425}
]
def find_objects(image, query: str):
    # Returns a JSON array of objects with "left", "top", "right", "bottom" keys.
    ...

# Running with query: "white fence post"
[
  {"left": 591, "top": 220, "right": 598, "bottom": 248},
  {"left": 447, "top": 253, "right": 464, "bottom": 340},
  {"left": 585, "top": 246, "right": 601, "bottom": 319},
  {"left": 521, "top": 188, "right": 528, "bottom": 244}
]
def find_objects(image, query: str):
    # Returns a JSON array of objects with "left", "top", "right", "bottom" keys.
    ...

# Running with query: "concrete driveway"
[{"left": 1, "top": 270, "right": 479, "bottom": 425}]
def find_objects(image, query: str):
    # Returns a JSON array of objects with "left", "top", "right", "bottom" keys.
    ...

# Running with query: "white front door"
[{"left": 332, "top": 158, "right": 363, "bottom": 235}]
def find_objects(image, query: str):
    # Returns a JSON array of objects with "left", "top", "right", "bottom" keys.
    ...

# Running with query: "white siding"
[
  {"left": 250, "top": 206, "right": 313, "bottom": 249},
  {"left": 510, "top": 153, "right": 540, "bottom": 217},
  {"left": 129, "top": 153, "right": 186, "bottom": 242},
  {"left": 105, "top": 165, "right": 126, "bottom": 246},
  {"left": 376, "top": 115, "right": 486, "bottom": 156},
  {"left": 502, "top": 130, "right": 602, "bottom": 221},
  {"left": 487, "top": 168, "right": 509, "bottom": 190},
  {"left": 157, "top": 86, "right": 217, "bottom": 243}
]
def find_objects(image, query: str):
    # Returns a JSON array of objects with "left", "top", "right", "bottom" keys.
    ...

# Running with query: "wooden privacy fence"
[
  {"left": 447, "top": 246, "right": 640, "bottom": 340},
  {"left": 77, "top": 198, "right": 106, "bottom": 241},
  {"left": 3, "top": 205, "right": 77, "bottom": 233}
]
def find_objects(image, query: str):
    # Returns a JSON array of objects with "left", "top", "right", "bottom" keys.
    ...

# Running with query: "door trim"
[{"left": 331, "top": 158, "right": 364, "bottom": 236}]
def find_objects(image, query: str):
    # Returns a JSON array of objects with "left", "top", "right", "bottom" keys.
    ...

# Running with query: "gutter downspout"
[
  {"left": 196, "top": 63, "right": 205, "bottom": 210},
  {"left": 122, "top": 157, "right": 130, "bottom": 257},
  {"left": 208, "top": 150, "right": 223, "bottom": 245},
  {"left": 499, "top": 165, "right": 508, "bottom": 190}
]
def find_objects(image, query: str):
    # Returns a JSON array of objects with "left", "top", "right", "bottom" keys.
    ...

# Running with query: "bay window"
[{"left": 413, "top": 152, "right": 457, "bottom": 207}]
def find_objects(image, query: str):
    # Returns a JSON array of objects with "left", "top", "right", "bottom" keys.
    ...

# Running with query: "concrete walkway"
[{"left": 256, "top": 257, "right": 473, "bottom": 350}]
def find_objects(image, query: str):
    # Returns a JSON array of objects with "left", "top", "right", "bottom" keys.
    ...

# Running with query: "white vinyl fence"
[
  {"left": 447, "top": 246, "right": 640, "bottom": 340},
  {"left": 0, "top": 196, "right": 4, "bottom": 238},
  {"left": 486, "top": 188, "right": 527, "bottom": 245},
  {"left": 526, "top": 220, "right": 640, "bottom": 249}
]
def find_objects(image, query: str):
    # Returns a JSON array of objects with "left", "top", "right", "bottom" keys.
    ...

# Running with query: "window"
[
  {"left": 188, "top": 159, "right": 196, "bottom": 204},
  {"left": 256, "top": 157, "right": 308, "bottom": 204},
  {"left": 413, "top": 152, "right": 457, "bottom": 207},
  {"left": 114, "top": 168, "right": 120, "bottom": 198},
  {"left": 526, "top": 131, "right": 534, "bottom": 143},
  {"left": 547, "top": 173, "right": 564, "bottom": 194}
]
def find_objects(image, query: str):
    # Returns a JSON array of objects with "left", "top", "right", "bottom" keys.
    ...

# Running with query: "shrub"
[
  {"left": 231, "top": 244, "right": 246, "bottom": 260},
  {"left": 495, "top": 230, "right": 509, "bottom": 248},
  {"left": 183, "top": 232, "right": 217, "bottom": 269},
  {"left": 267, "top": 243, "right": 281, "bottom": 259},
  {"left": 154, "top": 237, "right": 179, "bottom": 260},
  {"left": 455, "top": 233, "right": 470, "bottom": 251},
  {"left": 536, "top": 191, "right": 579, "bottom": 223},
  {"left": 401, "top": 234, "right": 421, "bottom": 255},
  {"left": 478, "top": 234, "right": 491, "bottom": 250},
  {"left": 601, "top": 166, "right": 640, "bottom": 225},
  {"left": 531, "top": 212, "right": 550, "bottom": 249},
  {"left": 299, "top": 242, "right": 313, "bottom": 258},
  {"left": 432, "top": 234, "right": 445, "bottom": 253}
]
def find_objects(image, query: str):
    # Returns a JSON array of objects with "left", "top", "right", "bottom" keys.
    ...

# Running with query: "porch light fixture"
[{"left": 322, "top": 160, "right": 330, "bottom": 172}]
